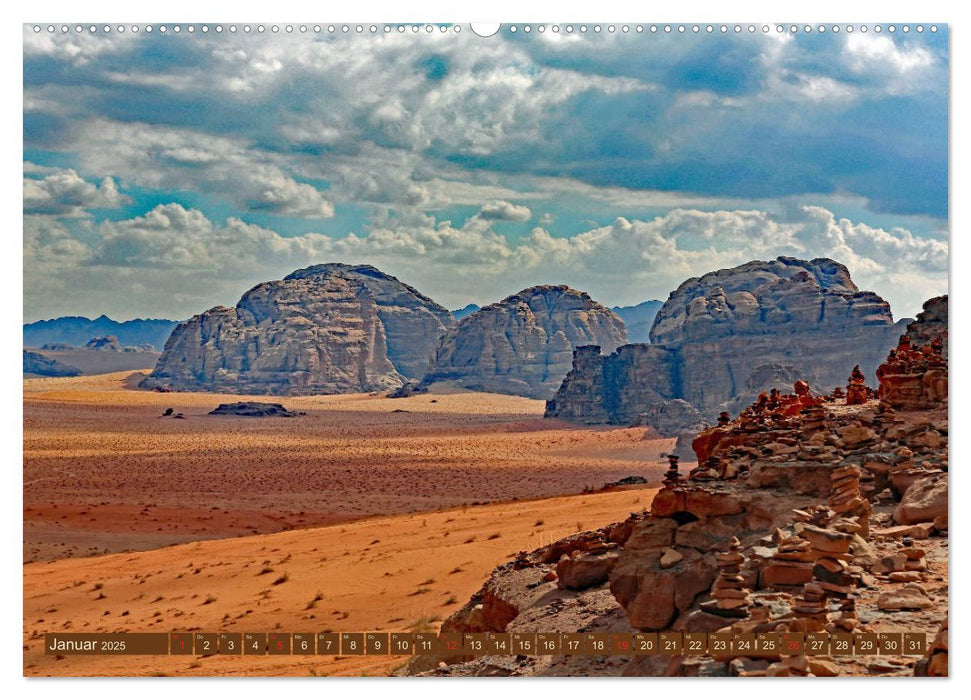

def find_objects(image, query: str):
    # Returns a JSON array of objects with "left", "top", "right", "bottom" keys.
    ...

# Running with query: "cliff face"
[
  {"left": 145, "top": 264, "right": 453, "bottom": 395},
  {"left": 545, "top": 344, "right": 679, "bottom": 424},
  {"left": 547, "top": 258, "right": 907, "bottom": 434},
  {"left": 423, "top": 285, "right": 628, "bottom": 400}
]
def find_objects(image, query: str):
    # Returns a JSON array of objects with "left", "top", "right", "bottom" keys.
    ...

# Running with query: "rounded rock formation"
[
  {"left": 423, "top": 285, "right": 627, "bottom": 400},
  {"left": 145, "top": 263, "right": 454, "bottom": 395},
  {"left": 547, "top": 257, "right": 908, "bottom": 433}
]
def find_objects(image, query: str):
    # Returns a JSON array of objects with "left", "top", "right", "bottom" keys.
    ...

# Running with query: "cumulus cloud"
[
  {"left": 24, "top": 202, "right": 947, "bottom": 322},
  {"left": 476, "top": 200, "right": 531, "bottom": 222},
  {"left": 23, "top": 28, "right": 947, "bottom": 218},
  {"left": 23, "top": 165, "right": 130, "bottom": 216},
  {"left": 70, "top": 120, "right": 335, "bottom": 219}
]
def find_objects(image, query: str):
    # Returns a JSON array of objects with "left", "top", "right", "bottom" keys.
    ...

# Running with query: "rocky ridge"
[
  {"left": 409, "top": 301, "right": 947, "bottom": 677},
  {"left": 143, "top": 264, "right": 454, "bottom": 395},
  {"left": 23, "top": 350, "right": 81, "bottom": 377},
  {"left": 546, "top": 257, "right": 909, "bottom": 435},
  {"left": 424, "top": 285, "right": 627, "bottom": 400}
]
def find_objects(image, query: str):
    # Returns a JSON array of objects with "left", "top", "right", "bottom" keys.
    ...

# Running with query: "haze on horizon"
[{"left": 23, "top": 25, "right": 948, "bottom": 322}]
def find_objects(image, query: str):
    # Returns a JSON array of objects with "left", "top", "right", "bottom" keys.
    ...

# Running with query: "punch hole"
[{"left": 470, "top": 23, "right": 501, "bottom": 38}]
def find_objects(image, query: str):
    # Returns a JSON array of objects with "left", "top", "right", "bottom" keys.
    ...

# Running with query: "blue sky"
[{"left": 23, "top": 24, "right": 948, "bottom": 321}]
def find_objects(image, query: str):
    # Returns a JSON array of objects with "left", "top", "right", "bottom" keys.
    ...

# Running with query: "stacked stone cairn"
[
  {"left": 701, "top": 537, "right": 751, "bottom": 618},
  {"left": 662, "top": 454, "right": 682, "bottom": 486},
  {"left": 845, "top": 365, "right": 868, "bottom": 405},
  {"left": 763, "top": 534, "right": 815, "bottom": 588},
  {"left": 828, "top": 465, "right": 871, "bottom": 537},
  {"left": 796, "top": 524, "right": 858, "bottom": 631}
]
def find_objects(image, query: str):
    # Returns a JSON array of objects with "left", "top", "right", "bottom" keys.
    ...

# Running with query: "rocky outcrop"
[
  {"left": 208, "top": 402, "right": 299, "bottom": 417},
  {"left": 545, "top": 344, "right": 678, "bottom": 424},
  {"left": 85, "top": 336, "right": 122, "bottom": 351},
  {"left": 23, "top": 350, "right": 81, "bottom": 377},
  {"left": 424, "top": 285, "right": 627, "bottom": 400},
  {"left": 905, "top": 295, "right": 947, "bottom": 358},
  {"left": 547, "top": 258, "right": 908, "bottom": 434},
  {"left": 877, "top": 326, "right": 948, "bottom": 412},
  {"left": 144, "top": 264, "right": 453, "bottom": 395},
  {"left": 422, "top": 330, "right": 948, "bottom": 676}
]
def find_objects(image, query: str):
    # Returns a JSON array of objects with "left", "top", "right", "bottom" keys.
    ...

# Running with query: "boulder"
[
  {"left": 556, "top": 550, "right": 620, "bottom": 590},
  {"left": 877, "top": 585, "right": 934, "bottom": 611},
  {"left": 894, "top": 475, "right": 947, "bottom": 525},
  {"left": 795, "top": 524, "right": 854, "bottom": 554},
  {"left": 610, "top": 544, "right": 719, "bottom": 630}
]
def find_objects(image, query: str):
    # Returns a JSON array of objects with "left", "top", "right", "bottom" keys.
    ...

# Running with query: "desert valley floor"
[{"left": 23, "top": 369, "right": 668, "bottom": 676}]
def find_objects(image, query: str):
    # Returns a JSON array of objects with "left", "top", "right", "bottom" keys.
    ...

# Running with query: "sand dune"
[
  {"left": 24, "top": 489, "right": 655, "bottom": 677},
  {"left": 25, "top": 372, "right": 672, "bottom": 562}
]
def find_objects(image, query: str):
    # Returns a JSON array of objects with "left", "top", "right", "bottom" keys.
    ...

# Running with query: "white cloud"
[
  {"left": 476, "top": 200, "right": 531, "bottom": 222},
  {"left": 24, "top": 202, "right": 947, "bottom": 322},
  {"left": 23, "top": 165, "right": 130, "bottom": 216},
  {"left": 71, "top": 120, "right": 335, "bottom": 219},
  {"left": 843, "top": 34, "right": 936, "bottom": 83},
  {"left": 23, "top": 26, "right": 139, "bottom": 65}
]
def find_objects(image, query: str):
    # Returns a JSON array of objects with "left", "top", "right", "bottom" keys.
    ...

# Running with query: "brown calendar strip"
[{"left": 44, "top": 631, "right": 928, "bottom": 657}]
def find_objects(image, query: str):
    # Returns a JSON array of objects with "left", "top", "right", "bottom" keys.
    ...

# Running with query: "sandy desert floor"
[
  {"left": 23, "top": 488, "right": 656, "bottom": 677},
  {"left": 24, "top": 371, "right": 672, "bottom": 563}
]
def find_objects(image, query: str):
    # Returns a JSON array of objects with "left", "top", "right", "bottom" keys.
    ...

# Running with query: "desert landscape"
[
  {"left": 22, "top": 266, "right": 949, "bottom": 679},
  {"left": 23, "top": 22, "right": 949, "bottom": 682},
  {"left": 23, "top": 488, "right": 655, "bottom": 676},
  {"left": 25, "top": 370, "right": 671, "bottom": 563}
]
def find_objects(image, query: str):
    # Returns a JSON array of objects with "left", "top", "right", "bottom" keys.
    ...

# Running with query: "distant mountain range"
[
  {"left": 23, "top": 315, "right": 178, "bottom": 351},
  {"left": 24, "top": 300, "right": 661, "bottom": 354},
  {"left": 611, "top": 300, "right": 663, "bottom": 343},
  {"left": 451, "top": 304, "right": 480, "bottom": 320}
]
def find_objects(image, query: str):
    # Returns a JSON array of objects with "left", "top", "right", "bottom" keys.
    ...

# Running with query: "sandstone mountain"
[
  {"left": 144, "top": 264, "right": 454, "bottom": 395},
  {"left": 547, "top": 257, "right": 909, "bottom": 433},
  {"left": 23, "top": 350, "right": 81, "bottom": 377},
  {"left": 423, "top": 285, "right": 628, "bottom": 400}
]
